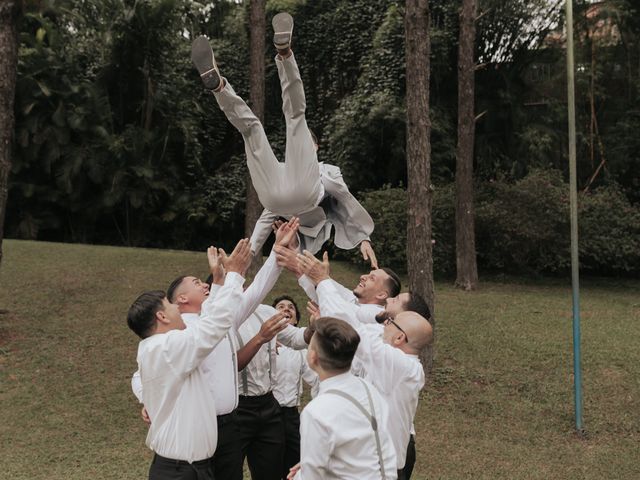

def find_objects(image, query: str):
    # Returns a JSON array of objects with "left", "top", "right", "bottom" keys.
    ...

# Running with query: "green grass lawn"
[{"left": 0, "top": 239, "right": 639, "bottom": 479}]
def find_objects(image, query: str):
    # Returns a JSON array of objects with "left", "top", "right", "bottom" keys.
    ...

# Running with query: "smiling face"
[
  {"left": 274, "top": 298, "right": 299, "bottom": 326},
  {"left": 352, "top": 269, "right": 392, "bottom": 305},
  {"left": 174, "top": 276, "right": 209, "bottom": 310}
]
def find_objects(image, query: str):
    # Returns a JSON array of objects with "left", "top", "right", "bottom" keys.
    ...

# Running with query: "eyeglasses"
[{"left": 384, "top": 318, "right": 409, "bottom": 343}]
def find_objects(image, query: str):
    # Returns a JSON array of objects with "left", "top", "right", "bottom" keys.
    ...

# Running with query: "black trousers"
[
  {"left": 280, "top": 406, "right": 301, "bottom": 479},
  {"left": 213, "top": 412, "right": 243, "bottom": 480},
  {"left": 149, "top": 454, "right": 215, "bottom": 480},
  {"left": 397, "top": 434, "right": 416, "bottom": 480},
  {"left": 236, "top": 392, "right": 285, "bottom": 480}
]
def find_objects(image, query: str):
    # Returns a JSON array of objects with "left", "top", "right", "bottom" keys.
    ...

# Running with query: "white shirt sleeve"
[
  {"left": 277, "top": 324, "right": 309, "bottom": 350},
  {"left": 330, "top": 279, "right": 357, "bottom": 302},
  {"left": 353, "top": 324, "right": 402, "bottom": 393},
  {"left": 249, "top": 209, "right": 278, "bottom": 254},
  {"left": 160, "top": 272, "right": 244, "bottom": 376},
  {"left": 301, "top": 357, "right": 319, "bottom": 398},
  {"left": 296, "top": 408, "right": 335, "bottom": 480},
  {"left": 131, "top": 370, "right": 143, "bottom": 403},
  {"left": 316, "top": 279, "right": 361, "bottom": 328},
  {"left": 234, "top": 249, "right": 282, "bottom": 327},
  {"left": 298, "top": 275, "right": 318, "bottom": 303}
]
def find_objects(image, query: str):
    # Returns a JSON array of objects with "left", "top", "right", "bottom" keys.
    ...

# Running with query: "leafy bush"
[
  {"left": 353, "top": 184, "right": 455, "bottom": 275},
  {"left": 579, "top": 185, "right": 640, "bottom": 274},
  {"left": 475, "top": 169, "right": 571, "bottom": 273},
  {"left": 352, "top": 170, "right": 640, "bottom": 275}
]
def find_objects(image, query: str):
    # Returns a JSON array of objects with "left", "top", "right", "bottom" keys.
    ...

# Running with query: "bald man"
[{"left": 299, "top": 252, "right": 433, "bottom": 480}]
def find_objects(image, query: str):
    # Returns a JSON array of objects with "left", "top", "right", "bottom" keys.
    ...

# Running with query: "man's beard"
[{"left": 375, "top": 310, "right": 391, "bottom": 324}]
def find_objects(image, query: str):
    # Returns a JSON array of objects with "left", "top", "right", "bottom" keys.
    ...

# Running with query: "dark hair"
[
  {"left": 272, "top": 295, "right": 301, "bottom": 324},
  {"left": 404, "top": 291, "right": 431, "bottom": 321},
  {"left": 166, "top": 276, "right": 187, "bottom": 303},
  {"left": 313, "top": 317, "right": 360, "bottom": 372},
  {"left": 127, "top": 290, "right": 166, "bottom": 339},
  {"left": 380, "top": 267, "right": 401, "bottom": 298}
]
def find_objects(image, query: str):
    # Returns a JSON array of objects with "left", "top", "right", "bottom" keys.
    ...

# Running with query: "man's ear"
[
  {"left": 375, "top": 291, "right": 389, "bottom": 303},
  {"left": 392, "top": 331, "right": 404, "bottom": 347},
  {"left": 155, "top": 309, "right": 170, "bottom": 326},
  {"left": 176, "top": 293, "right": 188, "bottom": 306}
]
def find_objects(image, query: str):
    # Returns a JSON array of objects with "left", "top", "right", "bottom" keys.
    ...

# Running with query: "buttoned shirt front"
[
  {"left": 136, "top": 272, "right": 243, "bottom": 463},
  {"left": 235, "top": 304, "right": 279, "bottom": 396},
  {"left": 316, "top": 279, "right": 425, "bottom": 469},
  {"left": 294, "top": 372, "right": 397, "bottom": 480},
  {"left": 273, "top": 346, "right": 318, "bottom": 407}
]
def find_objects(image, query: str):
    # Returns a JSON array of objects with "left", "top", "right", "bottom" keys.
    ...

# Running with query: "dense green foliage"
[
  {"left": 6, "top": 0, "right": 640, "bottom": 274},
  {"left": 359, "top": 171, "right": 640, "bottom": 275}
]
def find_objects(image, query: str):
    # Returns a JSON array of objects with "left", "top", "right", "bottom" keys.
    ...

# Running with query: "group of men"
[{"left": 126, "top": 12, "right": 434, "bottom": 480}]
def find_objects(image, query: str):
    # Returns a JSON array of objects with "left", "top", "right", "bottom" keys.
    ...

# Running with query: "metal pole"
[{"left": 565, "top": 0, "right": 584, "bottom": 433}]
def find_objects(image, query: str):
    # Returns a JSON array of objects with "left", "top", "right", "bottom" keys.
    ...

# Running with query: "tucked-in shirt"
[
  {"left": 298, "top": 275, "right": 383, "bottom": 324},
  {"left": 136, "top": 272, "right": 243, "bottom": 462},
  {"left": 294, "top": 372, "right": 397, "bottom": 479},
  {"left": 316, "top": 279, "right": 425, "bottom": 469},
  {"left": 273, "top": 346, "right": 318, "bottom": 407}
]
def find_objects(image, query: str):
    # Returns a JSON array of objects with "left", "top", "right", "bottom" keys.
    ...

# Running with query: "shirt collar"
[{"left": 318, "top": 371, "right": 353, "bottom": 394}]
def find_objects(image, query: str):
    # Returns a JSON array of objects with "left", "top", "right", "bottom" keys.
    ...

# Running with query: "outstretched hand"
[
  {"left": 207, "top": 246, "right": 226, "bottom": 285},
  {"left": 257, "top": 311, "right": 289, "bottom": 344},
  {"left": 360, "top": 240, "right": 378, "bottom": 269},
  {"left": 307, "top": 301, "right": 320, "bottom": 324},
  {"left": 297, "top": 250, "right": 331, "bottom": 286},
  {"left": 274, "top": 245, "right": 302, "bottom": 277},
  {"left": 274, "top": 217, "right": 300, "bottom": 249},
  {"left": 220, "top": 238, "right": 252, "bottom": 276}
]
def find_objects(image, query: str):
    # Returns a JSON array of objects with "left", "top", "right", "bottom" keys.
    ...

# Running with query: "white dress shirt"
[
  {"left": 131, "top": 313, "right": 240, "bottom": 415},
  {"left": 316, "top": 280, "right": 425, "bottom": 469},
  {"left": 298, "top": 274, "right": 383, "bottom": 324},
  {"left": 132, "top": 250, "right": 284, "bottom": 413},
  {"left": 136, "top": 272, "right": 243, "bottom": 462},
  {"left": 273, "top": 346, "right": 318, "bottom": 407},
  {"left": 234, "top": 304, "right": 282, "bottom": 396},
  {"left": 294, "top": 372, "right": 397, "bottom": 480}
]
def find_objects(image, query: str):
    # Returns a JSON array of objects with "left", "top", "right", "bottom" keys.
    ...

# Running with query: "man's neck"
[
  {"left": 179, "top": 305, "right": 202, "bottom": 315},
  {"left": 317, "top": 368, "right": 350, "bottom": 382}
]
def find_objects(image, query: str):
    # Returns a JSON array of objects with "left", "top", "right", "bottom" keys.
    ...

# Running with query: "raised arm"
[
  {"left": 164, "top": 240, "right": 251, "bottom": 374},
  {"left": 236, "top": 218, "right": 300, "bottom": 326},
  {"left": 236, "top": 311, "right": 288, "bottom": 370},
  {"left": 249, "top": 208, "right": 279, "bottom": 255}
]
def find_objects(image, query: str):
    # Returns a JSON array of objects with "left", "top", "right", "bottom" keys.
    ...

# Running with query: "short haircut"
[
  {"left": 127, "top": 290, "right": 165, "bottom": 339},
  {"left": 381, "top": 267, "right": 401, "bottom": 298},
  {"left": 272, "top": 295, "right": 301, "bottom": 324},
  {"left": 166, "top": 276, "right": 187, "bottom": 303},
  {"left": 404, "top": 291, "right": 431, "bottom": 321},
  {"left": 313, "top": 317, "right": 360, "bottom": 372}
]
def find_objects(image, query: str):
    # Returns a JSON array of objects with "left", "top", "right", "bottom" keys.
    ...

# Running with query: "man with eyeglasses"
[{"left": 298, "top": 252, "right": 433, "bottom": 480}]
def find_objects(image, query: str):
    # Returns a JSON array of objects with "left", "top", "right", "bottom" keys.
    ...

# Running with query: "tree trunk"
[
  {"left": 404, "top": 0, "right": 435, "bottom": 376},
  {"left": 0, "top": 1, "right": 20, "bottom": 269},
  {"left": 454, "top": 0, "right": 479, "bottom": 291},
  {"left": 245, "top": 0, "right": 266, "bottom": 276}
]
